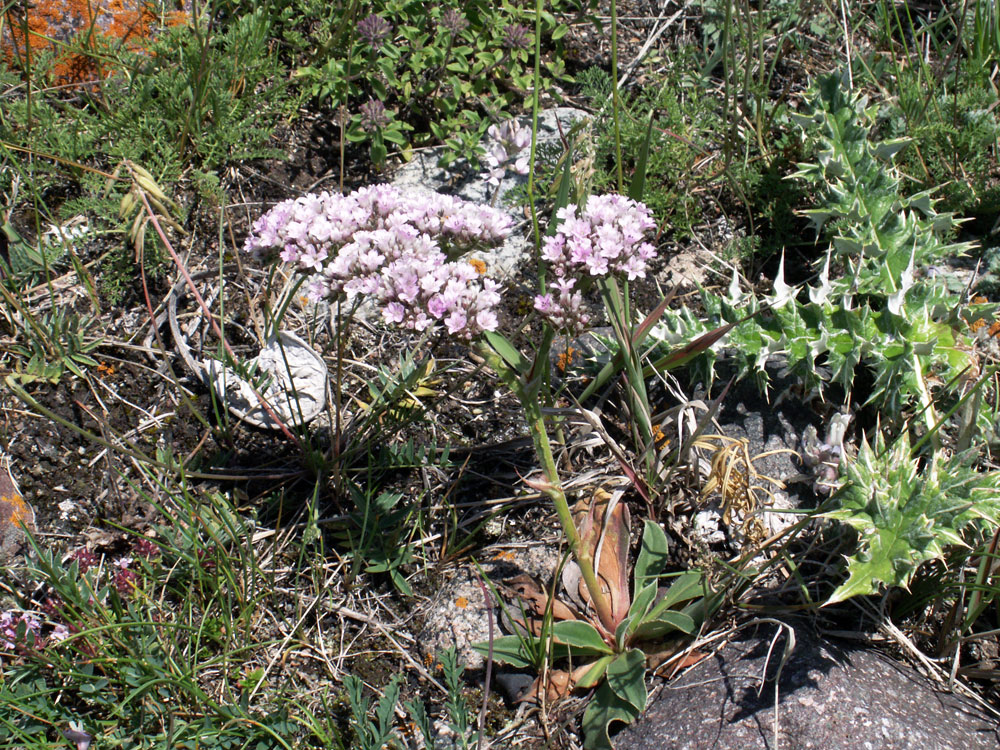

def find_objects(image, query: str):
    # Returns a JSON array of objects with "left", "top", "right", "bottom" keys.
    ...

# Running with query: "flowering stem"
[
  {"left": 599, "top": 277, "right": 653, "bottom": 473},
  {"left": 479, "top": 336, "right": 616, "bottom": 633},
  {"left": 527, "top": 400, "right": 616, "bottom": 634}
]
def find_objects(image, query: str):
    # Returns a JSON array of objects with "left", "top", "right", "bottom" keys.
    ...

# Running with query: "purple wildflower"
[
  {"left": 70, "top": 548, "right": 99, "bottom": 574},
  {"left": 50, "top": 622, "right": 71, "bottom": 643},
  {"left": 440, "top": 8, "right": 469, "bottom": 35},
  {"left": 359, "top": 98, "right": 390, "bottom": 132},
  {"left": 534, "top": 278, "right": 589, "bottom": 333},
  {"left": 358, "top": 14, "right": 393, "bottom": 49},
  {"left": 1, "top": 610, "right": 42, "bottom": 652},
  {"left": 63, "top": 722, "right": 92, "bottom": 750},
  {"left": 133, "top": 538, "right": 160, "bottom": 560},
  {"left": 113, "top": 559, "right": 138, "bottom": 597},
  {"left": 483, "top": 119, "right": 532, "bottom": 187}
]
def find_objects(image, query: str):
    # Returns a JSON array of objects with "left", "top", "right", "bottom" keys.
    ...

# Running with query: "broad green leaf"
[
  {"left": 606, "top": 649, "right": 647, "bottom": 711},
  {"left": 470, "top": 635, "right": 534, "bottom": 668},
  {"left": 581, "top": 681, "right": 643, "bottom": 750},
  {"left": 551, "top": 620, "right": 614, "bottom": 655},
  {"left": 633, "top": 521, "right": 669, "bottom": 590},
  {"left": 382, "top": 129, "right": 407, "bottom": 145}
]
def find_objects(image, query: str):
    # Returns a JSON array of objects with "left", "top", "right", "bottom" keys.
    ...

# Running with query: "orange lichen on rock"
[{"left": 2, "top": 0, "right": 186, "bottom": 84}]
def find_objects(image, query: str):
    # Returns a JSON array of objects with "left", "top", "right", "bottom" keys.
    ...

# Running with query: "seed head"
[
  {"left": 358, "top": 14, "right": 393, "bottom": 49},
  {"left": 502, "top": 24, "right": 531, "bottom": 51}
]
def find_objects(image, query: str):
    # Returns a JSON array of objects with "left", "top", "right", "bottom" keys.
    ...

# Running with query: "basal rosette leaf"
[{"left": 581, "top": 650, "right": 647, "bottom": 750}]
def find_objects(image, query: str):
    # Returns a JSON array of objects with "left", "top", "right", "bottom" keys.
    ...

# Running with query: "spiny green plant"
[
  {"left": 650, "top": 72, "right": 984, "bottom": 427},
  {"left": 823, "top": 430, "right": 1000, "bottom": 605}
]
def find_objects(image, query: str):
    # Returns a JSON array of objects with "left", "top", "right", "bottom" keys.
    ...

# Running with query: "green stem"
[
  {"left": 527, "top": 0, "right": 544, "bottom": 267},
  {"left": 609, "top": 0, "right": 623, "bottom": 190},
  {"left": 478, "top": 338, "right": 616, "bottom": 633},
  {"left": 523, "top": 399, "right": 616, "bottom": 633}
]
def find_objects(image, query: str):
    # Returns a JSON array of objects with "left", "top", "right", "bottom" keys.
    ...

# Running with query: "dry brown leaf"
[
  {"left": 500, "top": 574, "right": 580, "bottom": 637},
  {"left": 574, "top": 488, "right": 631, "bottom": 626},
  {"left": 518, "top": 661, "right": 598, "bottom": 703}
]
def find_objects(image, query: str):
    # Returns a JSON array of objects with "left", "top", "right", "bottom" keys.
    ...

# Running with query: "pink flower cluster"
[
  {"left": 535, "top": 194, "right": 658, "bottom": 333},
  {"left": 245, "top": 184, "right": 511, "bottom": 339},
  {"left": 483, "top": 119, "right": 531, "bottom": 187},
  {"left": 1, "top": 610, "right": 42, "bottom": 651}
]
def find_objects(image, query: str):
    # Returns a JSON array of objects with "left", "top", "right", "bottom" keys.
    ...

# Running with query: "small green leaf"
[
  {"left": 642, "top": 570, "right": 705, "bottom": 624},
  {"left": 624, "top": 583, "right": 657, "bottom": 638},
  {"left": 382, "top": 129, "right": 407, "bottom": 145},
  {"left": 873, "top": 138, "right": 911, "bottom": 161}
]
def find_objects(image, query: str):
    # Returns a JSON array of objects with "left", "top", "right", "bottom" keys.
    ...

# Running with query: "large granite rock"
[{"left": 615, "top": 621, "right": 999, "bottom": 750}]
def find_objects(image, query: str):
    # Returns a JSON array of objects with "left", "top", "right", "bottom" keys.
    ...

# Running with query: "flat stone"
[{"left": 615, "top": 621, "right": 999, "bottom": 750}]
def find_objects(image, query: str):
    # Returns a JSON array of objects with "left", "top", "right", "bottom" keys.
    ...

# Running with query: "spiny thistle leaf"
[{"left": 824, "top": 433, "right": 1000, "bottom": 605}]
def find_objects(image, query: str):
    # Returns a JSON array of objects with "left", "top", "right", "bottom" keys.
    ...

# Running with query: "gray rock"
[
  {"left": 391, "top": 107, "right": 587, "bottom": 285},
  {"left": 693, "top": 361, "right": 824, "bottom": 545},
  {"left": 416, "top": 544, "right": 561, "bottom": 670},
  {"left": 615, "top": 621, "right": 999, "bottom": 750}
]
